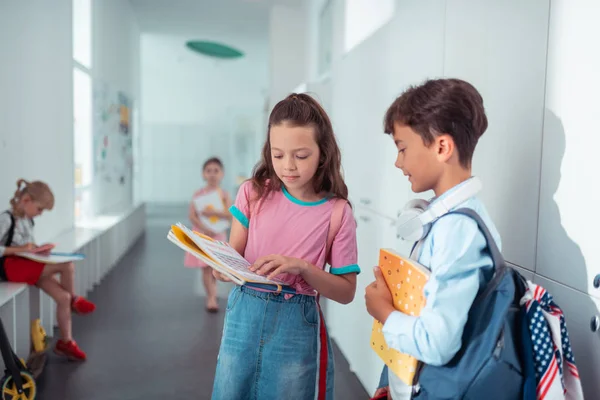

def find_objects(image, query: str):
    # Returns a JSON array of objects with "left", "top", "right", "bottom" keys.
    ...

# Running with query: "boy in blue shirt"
[{"left": 365, "top": 78, "right": 501, "bottom": 399}]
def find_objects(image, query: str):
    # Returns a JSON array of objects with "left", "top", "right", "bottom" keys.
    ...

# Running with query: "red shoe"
[
  {"left": 72, "top": 296, "right": 96, "bottom": 315},
  {"left": 54, "top": 340, "right": 87, "bottom": 361}
]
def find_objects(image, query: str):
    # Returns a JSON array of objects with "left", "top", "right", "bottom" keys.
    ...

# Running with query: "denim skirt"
[{"left": 211, "top": 285, "right": 335, "bottom": 400}]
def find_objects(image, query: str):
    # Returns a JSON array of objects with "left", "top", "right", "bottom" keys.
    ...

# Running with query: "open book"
[
  {"left": 16, "top": 252, "right": 85, "bottom": 264},
  {"left": 370, "top": 248, "right": 431, "bottom": 386},
  {"left": 168, "top": 223, "right": 296, "bottom": 294}
]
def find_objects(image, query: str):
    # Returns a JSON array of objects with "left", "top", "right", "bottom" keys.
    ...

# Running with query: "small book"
[
  {"left": 16, "top": 252, "right": 85, "bottom": 264},
  {"left": 370, "top": 248, "right": 430, "bottom": 386},
  {"left": 192, "top": 190, "right": 231, "bottom": 234},
  {"left": 167, "top": 223, "right": 296, "bottom": 294}
]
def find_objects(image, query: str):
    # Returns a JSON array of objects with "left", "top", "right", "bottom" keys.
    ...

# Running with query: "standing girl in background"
[
  {"left": 185, "top": 157, "right": 232, "bottom": 313},
  {"left": 211, "top": 94, "right": 360, "bottom": 400},
  {"left": 0, "top": 179, "right": 96, "bottom": 361}
]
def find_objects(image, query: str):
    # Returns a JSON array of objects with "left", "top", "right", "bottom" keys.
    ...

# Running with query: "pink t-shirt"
[{"left": 230, "top": 181, "right": 360, "bottom": 296}]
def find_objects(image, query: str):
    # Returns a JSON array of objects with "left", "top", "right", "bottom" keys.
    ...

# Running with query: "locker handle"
[{"left": 591, "top": 316, "right": 600, "bottom": 333}]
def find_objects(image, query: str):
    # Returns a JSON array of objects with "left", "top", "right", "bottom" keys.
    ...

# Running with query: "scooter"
[{"left": 0, "top": 318, "right": 36, "bottom": 400}]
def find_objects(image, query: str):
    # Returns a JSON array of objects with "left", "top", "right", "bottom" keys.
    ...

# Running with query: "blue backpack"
[{"left": 377, "top": 208, "right": 535, "bottom": 400}]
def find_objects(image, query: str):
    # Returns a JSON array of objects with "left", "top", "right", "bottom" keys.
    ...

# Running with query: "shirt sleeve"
[
  {"left": 329, "top": 203, "right": 361, "bottom": 275},
  {"left": 24, "top": 219, "right": 35, "bottom": 245},
  {"left": 0, "top": 213, "right": 13, "bottom": 257},
  {"left": 229, "top": 181, "right": 253, "bottom": 229},
  {"left": 382, "top": 214, "right": 490, "bottom": 366}
]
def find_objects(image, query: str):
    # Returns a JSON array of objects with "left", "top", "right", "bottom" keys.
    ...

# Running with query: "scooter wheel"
[{"left": 1, "top": 370, "right": 36, "bottom": 400}]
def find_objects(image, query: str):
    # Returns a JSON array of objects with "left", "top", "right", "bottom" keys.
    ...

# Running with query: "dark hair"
[
  {"left": 251, "top": 93, "right": 348, "bottom": 202},
  {"left": 203, "top": 157, "right": 223, "bottom": 171},
  {"left": 384, "top": 78, "right": 488, "bottom": 167}
]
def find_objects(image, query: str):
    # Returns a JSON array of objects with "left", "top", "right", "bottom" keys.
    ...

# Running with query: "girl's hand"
[
  {"left": 250, "top": 255, "right": 308, "bottom": 280},
  {"left": 30, "top": 243, "right": 55, "bottom": 254},
  {"left": 21, "top": 243, "right": 35, "bottom": 252},
  {"left": 201, "top": 209, "right": 219, "bottom": 218},
  {"left": 202, "top": 228, "right": 218, "bottom": 238},
  {"left": 202, "top": 209, "right": 230, "bottom": 220},
  {"left": 212, "top": 269, "right": 232, "bottom": 282}
]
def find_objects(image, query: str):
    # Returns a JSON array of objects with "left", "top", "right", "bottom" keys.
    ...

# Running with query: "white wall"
[
  {"left": 444, "top": 0, "right": 549, "bottom": 271},
  {"left": 0, "top": 0, "right": 74, "bottom": 242},
  {"left": 298, "top": 0, "right": 600, "bottom": 397},
  {"left": 269, "top": 5, "right": 307, "bottom": 108},
  {"left": 534, "top": 2, "right": 600, "bottom": 397},
  {"left": 92, "top": 0, "right": 141, "bottom": 214},
  {"left": 140, "top": 34, "right": 268, "bottom": 203}
]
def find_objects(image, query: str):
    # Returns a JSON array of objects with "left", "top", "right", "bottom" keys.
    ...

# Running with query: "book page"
[{"left": 16, "top": 252, "right": 85, "bottom": 264}]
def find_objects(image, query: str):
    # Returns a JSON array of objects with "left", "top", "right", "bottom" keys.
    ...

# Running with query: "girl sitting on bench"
[{"left": 0, "top": 179, "right": 95, "bottom": 361}]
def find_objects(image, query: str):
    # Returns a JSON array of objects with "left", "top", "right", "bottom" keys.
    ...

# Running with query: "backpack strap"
[
  {"left": 317, "top": 199, "right": 346, "bottom": 302},
  {"left": 248, "top": 192, "right": 264, "bottom": 224},
  {"left": 326, "top": 199, "right": 347, "bottom": 265},
  {"left": 411, "top": 207, "right": 510, "bottom": 396},
  {"left": 4, "top": 211, "right": 16, "bottom": 247},
  {"left": 449, "top": 208, "right": 508, "bottom": 302}
]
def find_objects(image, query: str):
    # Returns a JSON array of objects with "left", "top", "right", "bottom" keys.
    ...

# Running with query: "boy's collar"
[{"left": 428, "top": 176, "right": 478, "bottom": 210}]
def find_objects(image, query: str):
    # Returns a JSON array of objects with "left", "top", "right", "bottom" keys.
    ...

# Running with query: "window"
[
  {"left": 73, "top": 0, "right": 93, "bottom": 220},
  {"left": 73, "top": 69, "right": 92, "bottom": 189},
  {"left": 73, "top": 0, "right": 92, "bottom": 68},
  {"left": 344, "top": 0, "right": 395, "bottom": 53}
]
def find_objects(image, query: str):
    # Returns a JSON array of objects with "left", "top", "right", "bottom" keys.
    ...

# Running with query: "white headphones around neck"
[{"left": 396, "top": 176, "right": 482, "bottom": 242}]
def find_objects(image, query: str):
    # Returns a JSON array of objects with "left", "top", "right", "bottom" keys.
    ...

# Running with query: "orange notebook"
[{"left": 370, "top": 248, "right": 430, "bottom": 385}]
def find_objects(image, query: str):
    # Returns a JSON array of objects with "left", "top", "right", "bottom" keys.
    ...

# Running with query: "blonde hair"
[{"left": 10, "top": 179, "right": 54, "bottom": 216}]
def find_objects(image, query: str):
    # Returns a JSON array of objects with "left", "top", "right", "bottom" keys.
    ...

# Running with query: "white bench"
[
  {"left": 0, "top": 203, "right": 146, "bottom": 366},
  {"left": 0, "top": 283, "right": 30, "bottom": 358}
]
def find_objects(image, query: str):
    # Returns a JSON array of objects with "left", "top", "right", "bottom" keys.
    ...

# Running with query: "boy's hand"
[
  {"left": 365, "top": 267, "right": 395, "bottom": 324},
  {"left": 372, "top": 387, "right": 390, "bottom": 400}
]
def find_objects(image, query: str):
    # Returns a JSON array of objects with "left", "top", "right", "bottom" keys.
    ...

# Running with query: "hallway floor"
[{"left": 38, "top": 206, "right": 368, "bottom": 400}]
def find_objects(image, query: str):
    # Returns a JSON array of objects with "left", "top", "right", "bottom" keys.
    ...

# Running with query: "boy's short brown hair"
[{"left": 384, "top": 78, "right": 488, "bottom": 167}]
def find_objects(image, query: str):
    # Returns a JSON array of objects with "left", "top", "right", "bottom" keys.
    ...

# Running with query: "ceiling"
[{"left": 129, "top": 0, "right": 302, "bottom": 41}]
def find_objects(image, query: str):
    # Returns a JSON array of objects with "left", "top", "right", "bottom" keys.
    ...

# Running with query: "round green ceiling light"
[{"left": 185, "top": 41, "right": 244, "bottom": 59}]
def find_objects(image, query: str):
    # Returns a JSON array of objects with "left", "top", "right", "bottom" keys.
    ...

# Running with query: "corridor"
[{"left": 38, "top": 206, "right": 368, "bottom": 400}]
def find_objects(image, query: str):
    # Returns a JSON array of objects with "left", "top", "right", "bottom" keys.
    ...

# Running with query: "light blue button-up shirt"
[{"left": 382, "top": 179, "right": 501, "bottom": 369}]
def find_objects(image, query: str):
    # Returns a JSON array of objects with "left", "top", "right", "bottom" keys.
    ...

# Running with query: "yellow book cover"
[{"left": 370, "top": 248, "right": 430, "bottom": 385}]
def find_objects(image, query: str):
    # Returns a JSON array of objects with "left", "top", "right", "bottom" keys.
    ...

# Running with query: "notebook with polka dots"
[{"left": 370, "top": 248, "right": 430, "bottom": 385}]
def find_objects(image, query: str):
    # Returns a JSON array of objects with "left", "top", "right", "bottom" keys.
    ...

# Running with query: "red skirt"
[{"left": 3, "top": 256, "right": 45, "bottom": 285}]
